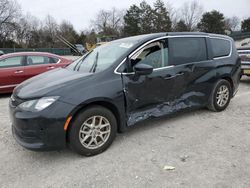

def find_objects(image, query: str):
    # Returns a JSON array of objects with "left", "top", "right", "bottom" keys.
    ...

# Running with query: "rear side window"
[
  {"left": 0, "top": 56, "right": 24, "bottom": 68},
  {"left": 211, "top": 38, "right": 231, "bottom": 58},
  {"left": 169, "top": 37, "right": 207, "bottom": 66},
  {"left": 27, "top": 56, "right": 50, "bottom": 65},
  {"left": 50, "top": 57, "right": 59, "bottom": 63}
]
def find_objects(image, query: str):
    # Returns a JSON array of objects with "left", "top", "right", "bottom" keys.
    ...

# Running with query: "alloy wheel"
[
  {"left": 79, "top": 115, "right": 111, "bottom": 150},
  {"left": 216, "top": 85, "right": 229, "bottom": 107}
]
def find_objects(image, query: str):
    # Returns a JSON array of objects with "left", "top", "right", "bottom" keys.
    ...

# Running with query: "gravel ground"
[{"left": 0, "top": 77, "right": 250, "bottom": 188}]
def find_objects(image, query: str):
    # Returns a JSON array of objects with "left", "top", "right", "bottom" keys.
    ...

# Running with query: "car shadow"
[
  {"left": 240, "top": 76, "right": 250, "bottom": 83},
  {"left": 122, "top": 108, "right": 207, "bottom": 136},
  {"left": 0, "top": 93, "right": 11, "bottom": 99},
  {"left": 15, "top": 108, "right": 208, "bottom": 161}
]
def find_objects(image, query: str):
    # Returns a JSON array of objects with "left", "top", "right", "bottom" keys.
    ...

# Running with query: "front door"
[{"left": 121, "top": 39, "right": 185, "bottom": 126}]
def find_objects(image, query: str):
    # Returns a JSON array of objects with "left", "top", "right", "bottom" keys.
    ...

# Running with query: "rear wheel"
[
  {"left": 208, "top": 79, "right": 232, "bottom": 112},
  {"left": 69, "top": 106, "right": 117, "bottom": 156}
]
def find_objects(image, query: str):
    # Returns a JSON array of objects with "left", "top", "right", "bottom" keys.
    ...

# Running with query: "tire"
[
  {"left": 68, "top": 105, "right": 117, "bottom": 156},
  {"left": 207, "top": 79, "right": 232, "bottom": 112}
]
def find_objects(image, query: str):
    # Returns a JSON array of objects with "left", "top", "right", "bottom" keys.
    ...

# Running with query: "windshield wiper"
[
  {"left": 89, "top": 52, "right": 99, "bottom": 73},
  {"left": 74, "top": 50, "right": 92, "bottom": 71}
]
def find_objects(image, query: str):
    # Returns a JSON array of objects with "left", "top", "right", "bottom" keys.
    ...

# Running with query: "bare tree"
[
  {"left": 180, "top": 0, "right": 204, "bottom": 31},
  {"left": 110, "top": 8, "right": 125, "bottom": 33},
  {"left": 93, "top": 10, "right": 110, "bottom": 32},
  {"left": 225, "top": 16, "right": 241, "bottom": 31},
  {"left": 0, "top": 0, "right": 21, "bottom": 46},
  {"left": 58, "top": 20, "right": 78, "bottom": 44},
  {"left": 92, "top": 8, "right": 124, "bottom": 36},
  {"left": 15, "top": 13, "right": 41, "bottom": 47},
  {"left": 15, "top": 16, "right": 30, "bottom": 47},
  {"left": 43, "top": 15, "right": 59, "bottom": 47},
  {"left": 165, "top": 2, "right": 178, "bottom": 30}
]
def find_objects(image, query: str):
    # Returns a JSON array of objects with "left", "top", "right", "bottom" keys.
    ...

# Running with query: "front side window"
[
  {"left": 211, "top": 38, "right": 231, "bottom": 58},
  {"left": 0, "top": 56, "right": 24, "bottom": 68},
  {"left": 130, "top": 40, "right": 168, "bottom": 70},
  {"left": 169, "top": 37, "right": 208, "bottom": 66}
]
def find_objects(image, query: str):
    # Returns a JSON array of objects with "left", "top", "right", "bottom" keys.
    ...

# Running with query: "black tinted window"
[
  {"left": 211, "top": 38, "right": 231, "bottom": 58},
  {"left": 169, "top": 37, "right": 207, "bottom": 65}
]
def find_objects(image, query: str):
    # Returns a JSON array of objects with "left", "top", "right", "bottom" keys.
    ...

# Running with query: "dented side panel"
[{"left": 122, "top": 60, "right": 217, "bottom": 126}]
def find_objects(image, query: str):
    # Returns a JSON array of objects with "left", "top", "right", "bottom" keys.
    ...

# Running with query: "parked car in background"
[
  {"left": 238, "top": 49, "right": 250, "bottom": 76},
  {"left": 0, "top": 52, "right": 72, "bottom": 94},
  {"left": 9, "top": 33, "right": 241, "bottom": 156},
  {"left": 0, "top": 50, "right": 4, "bottom": 56},
  {"left": 96, "top": 42, "right": 108, "bottom": 47},
  {"left": 71, "top": 44, "right": 87, "bottom": 55}
]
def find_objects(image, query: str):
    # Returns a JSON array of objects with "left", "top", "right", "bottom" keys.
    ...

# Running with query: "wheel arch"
[
  {"left": 220, "top": 76, "right": 234, "bottom": 95},
  {"left": 66, "top": 99, "right": 125, "bottom": 142}
]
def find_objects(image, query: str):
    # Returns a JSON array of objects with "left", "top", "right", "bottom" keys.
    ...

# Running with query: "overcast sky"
[{"left": 17, "top": 0, "right": 250, "bottom": 31}]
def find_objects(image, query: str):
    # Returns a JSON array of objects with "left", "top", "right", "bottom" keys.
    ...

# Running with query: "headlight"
[{"left": 18, "top": 96, "right": 59, "bottom": 112}]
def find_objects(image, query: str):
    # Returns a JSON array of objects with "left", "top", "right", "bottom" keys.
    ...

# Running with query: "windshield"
[{"left": 67, "top": 40, "right": 135, "bottom": 73}]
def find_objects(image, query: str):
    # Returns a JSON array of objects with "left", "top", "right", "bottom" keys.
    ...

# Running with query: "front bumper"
[{"left": 9, "top": 98, "right": 75, "bottom": 151}]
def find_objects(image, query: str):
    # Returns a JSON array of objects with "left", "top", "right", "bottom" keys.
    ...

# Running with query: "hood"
[{"left": 15, "top": 68, "right": 93, "bottom": 99}]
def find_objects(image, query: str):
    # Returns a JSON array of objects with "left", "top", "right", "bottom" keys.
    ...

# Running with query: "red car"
[{"left": 0, "top": 52, "right": 72, "bottom": 94}]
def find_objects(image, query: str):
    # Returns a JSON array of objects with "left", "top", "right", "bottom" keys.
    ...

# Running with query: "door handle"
[
  {"left": 47, "top": 66, "right": 55, "bottom": 69},
  {"left": 164, "top": 74, "right": 176, "bottom": 80},
  {"left": 176, "top": 72, "right": 184, "bottom": 76},
  {"left": 14, "top": 70, "right": 23, "bottom": 74}
]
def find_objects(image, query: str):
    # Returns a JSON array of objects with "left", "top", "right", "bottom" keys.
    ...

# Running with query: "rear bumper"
[
  {"left": 9, "top": 99, "right": 75, "bottom": 151},
  {"left": 241, "top": 64, "right": 250, "bottom": 75}
]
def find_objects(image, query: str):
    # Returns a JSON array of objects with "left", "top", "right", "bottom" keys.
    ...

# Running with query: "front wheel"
[
  {"left": 69, "top": 106, "right": 117, "bottom": 156},
  {"left": 208, "top": 79, "right": 232, "bottom": 112}
]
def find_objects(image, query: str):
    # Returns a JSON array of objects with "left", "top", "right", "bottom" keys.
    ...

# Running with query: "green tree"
[
  {"left": 140, "top": 1, "right": 154, "bottom": 34},
  {"left": 153, "top": 0, "right": 172, "bottom": 32},
  {"left": 76, "top": 31, "right": 87, "bottom": 45},
  {"left": 197, "top": 10, "right": 226, "bottom": 34},
  {"left": 241, "top": 18, "right": 250, "bottom": 32},
  {"left": 86, "top": 29, "right": 97, "bottom": 45},
  {"left": 174, "top": 20, "right": 188, "bottom": 32},
  {"left": 123, "top": 5, "right": 141, "bottom": 36}
]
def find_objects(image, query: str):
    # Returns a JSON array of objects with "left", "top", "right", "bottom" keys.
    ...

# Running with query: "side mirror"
[{"left": 134, "top": 63, "right": 153, "bottom": 75}]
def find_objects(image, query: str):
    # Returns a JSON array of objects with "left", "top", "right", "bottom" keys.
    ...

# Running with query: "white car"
[{"left": 238, "top": 49, "right": 250, "bottom": 76}]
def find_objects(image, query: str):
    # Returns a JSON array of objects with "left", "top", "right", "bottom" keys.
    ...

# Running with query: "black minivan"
[{"left": 9, "top": 32, "right": 241, "bottom": 156}]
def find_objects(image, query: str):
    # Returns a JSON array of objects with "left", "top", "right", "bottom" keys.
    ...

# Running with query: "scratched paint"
[{"left": 127, "top": 92, "right": 205, "bottom": 126}]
